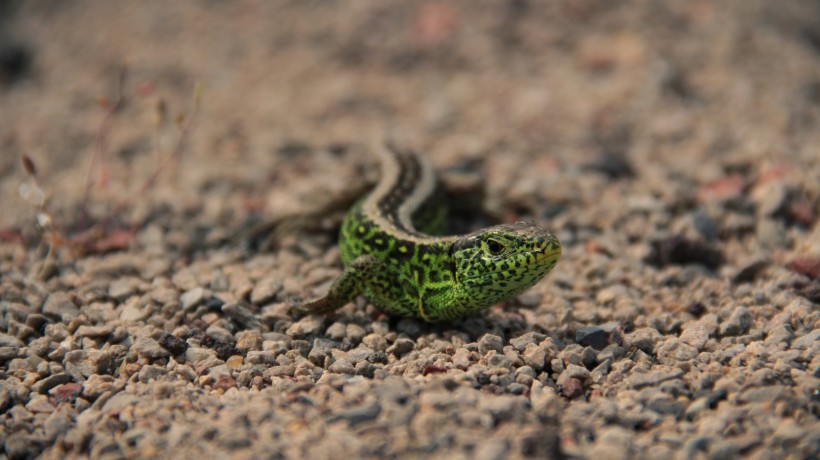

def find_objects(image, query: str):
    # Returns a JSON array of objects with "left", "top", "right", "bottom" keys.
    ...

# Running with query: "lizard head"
[{"left": 451, "top": 221, "right": 561, "bottom": 305}]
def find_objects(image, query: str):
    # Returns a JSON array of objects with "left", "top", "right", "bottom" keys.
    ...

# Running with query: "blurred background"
[{"left": 0, "top": 0, "right": 818, "bottom": 238}]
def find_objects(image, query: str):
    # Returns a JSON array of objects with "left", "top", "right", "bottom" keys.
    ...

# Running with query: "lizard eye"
[{"left": 485, "top": 238, "right": 505, "bottom": 256}]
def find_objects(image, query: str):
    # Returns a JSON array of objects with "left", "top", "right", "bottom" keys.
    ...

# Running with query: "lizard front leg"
[{"left": 297, "top": 255, "right": 382, "bottom": 314}]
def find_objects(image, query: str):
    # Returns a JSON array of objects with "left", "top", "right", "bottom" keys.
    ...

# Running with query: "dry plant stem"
[
  {"left": 112, "top": 82, "right": 202, "bottom": 218},
  {"left": 81, "top": 65, "right": 127, "bottom": 225}
]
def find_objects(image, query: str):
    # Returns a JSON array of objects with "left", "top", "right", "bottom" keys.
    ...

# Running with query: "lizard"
[{"left": 298, "top": 144, "right": 562, "bottom": 322}]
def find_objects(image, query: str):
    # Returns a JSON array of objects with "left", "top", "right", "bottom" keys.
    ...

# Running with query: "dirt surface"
[{"left": 1, "top": 1, "right": 819, "bottom": 459}]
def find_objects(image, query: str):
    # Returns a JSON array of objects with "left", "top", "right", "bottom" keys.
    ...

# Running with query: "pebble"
[
  {"left": 679, "top": 324, "right": 710, "bottom": 350},
  {"left": 247, "top": 350, "right": 280, "bottom": 365},
  {"left": 326, "top": 322, "right": 347, "bottom": 340},
  {"left": 791, "top": 328, "right": 820, "bottom": 350},
  {"left": 362, "top": 334, "right": 387, "bottom": 351},
  {"left": 478, "top": 334, "right": 504, "bottom": 354},
  {"left": 656, "top": 338, "right": 698, "bottom": 363},
  {"left": 75, "top": 324, "right": 114, "bottom": 338},
  {"left": 626, "top": 328, "right": 662, "bottom": 353},
  {"left": 180, "top": 287, "right": 206, "bottom": 310},
  {"left": 119, "top": 298, "right": 152, "bottom": 322},
  {"left": 250, "top": 277, "right": 282, "bottom": 305},
  {"left": 387, "top": 338, "right": 415, "bottom": 357},
  {"left": 235, "top": 330, "right": 262, "bottom": 352},
  {"left": 108, "top": 277, "right": 141, "bottom": 300},
  {"left": 328, "top": 358, "right": 356, "bottom": 374},
  {"left": 185, "top": 347, "right": 217, "bottom": 364},
  {"left": 328, "top": 399, "right": 381, "bottom": 426},
  {"left": 346, "top": 324, "right": 367, "bottom": 343},
  {"left": 31, "top": 373, "right": 72, "bottom": 394},
  {"left": 64, "top": 350, "right": 115, "bottom": 378},
  {"left": 509, "top": 332, "right": 546, "bottom": 351},
  {"left": 41, "top": 292, "right": 79, "bottom": 320},
  {"left": 718, "top": 306, "right": 752, "bottom": 337},
  {"left": 575, "top": 326, "right": 608, "bottom": 350},
  {"left": 82, "top": 374, "right": 119, "bottom": 399},
  {"left": 205, "top": 325, "right": 235, "bottom": 344},
  {"left": 158, "top": 333, "right": 189, "bottom": 355},
  {"left": 629, "top": 368, "right": 684, "bottom": 389},
  {"left": 764, "top": 324, "right": 793, "bottom": 346},
  {"left": 286, "top": 316, "right": 324, "bottom": 338},
  {"left": 521, "top": 344, "right": 547, "bottom": 371},
  {"left": 0, "top": 333, "right": 24, "bottom": 349},
  {"left": 132, "top": 337, "right": 171, "bottom": 359}
]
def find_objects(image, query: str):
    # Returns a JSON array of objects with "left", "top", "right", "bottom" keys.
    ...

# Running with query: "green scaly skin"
[{"left": 300, "top": 145, "right": 562, "bottom": 322}]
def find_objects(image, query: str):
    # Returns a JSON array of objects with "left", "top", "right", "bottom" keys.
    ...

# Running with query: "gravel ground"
[{"left": 1, "top": 1, "right": 819, "bottom": 459}]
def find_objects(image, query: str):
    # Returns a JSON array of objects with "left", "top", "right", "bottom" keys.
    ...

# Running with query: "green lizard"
[{"left": 299, "top": 144, "right": 561, "bottom": 322}]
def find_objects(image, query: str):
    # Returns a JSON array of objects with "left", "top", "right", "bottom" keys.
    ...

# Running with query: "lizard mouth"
[{"left": 535, "top": 242, "right": 562, "bottom": 262}]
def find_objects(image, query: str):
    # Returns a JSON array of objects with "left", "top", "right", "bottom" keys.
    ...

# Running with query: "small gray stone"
[
  {"left": 64, "top": 350, "right": 115, "bottom": 378},
  {"left": 557, "top": 364, "right": 590, "bottom": 385},
  {"left": 205, "top": 325, "right": 235, "bottom": 344},
  {"left": 0, "top": 333, "right": 24, "bottom": 349},
  {"left": 137, "top": 364, "right": 169, "bottom": 382},
  {"left": 679, "top": 324, "right": 710, "bottom": 350},
  {"left": 685, "top": 389, "right": 727, "bottom": 419},
  {"left": 83, "top": 374, "right": 120, "bottom": 399},
  {"left": 629, "top": 368, "right": 684, "bottom": 389},
  {"left": 250, "top": 278, "right": 282, "bottom": 305},
  {"left": 286, "top": 316, "right": 324, "bottom": 338},
  {"left": 346, "top": 324, "right": 367, "bottom": 343},
  {"left": 101, "top": 393, "right": 141, "bottom": 412},
  {"left": 387, "top": 338, "right": 415, "bottom": 357},
  {"left": 328, "top": 399, "right": 381, "bottom": 426},
  {"left": 792, "top": 328, "right": 820, "bottom": 350},
  {"left": 522, "top": 344, "right": 547, "bottom": 371},
  {"left": 75, "top": 324, "right": 114, "bottom": 338},
  {"left": 4, "top": 433, "right": 46, "bottom": 460},
  {"left": 646, "top": 396, "right": 686, "bottom": 419},
  {"left": 185, "top": 347, "right": 217, "bottom": 364},
  {"left": 119, "top": 299, "right": 151, "bottom": 322},
  {"left": 590, "top": 359, "right": 611, "bottom": 383},
  {"left": 326, "top": 322, "right": 347, "bottom": 340},
  {"left": 328, "top": 358, "right": 355, "bottom": 374},
  {"left": 246, "top": 350, "right": 279, "bottom": 365},
  {"left": 31, "top": 373, "right": 72, "bottom": 394},
  {"left": 44, "top": 409, "right": 73, "bottom": 441},
  {"left": 180, "top": 287, "right": 206, "bottom": 310},
  {"left": 307, "top": 346, "right": 331, "bottom": 366},
  {"left": 737, "top": 385, "right": 788, "bottom": 403},
  {"left": 0, "top": 346, "right": 18, "bottom": 360},
  {"left": 362, "top": 334, "right": 387, "bottom": 351},
  {"left": 222, "top": 302, "right": 262, "bottom": 330},
  {"left": 626, "top": 328, "right": 662, "bottom": 353},
  {"left": 346, "top": 348, "right": 375, "bottom": 365},
  {"left": 26, "top": 394, "right": 55, "bottom": 413},
  {"left": 708, "top": 434, "right": 761, "bottom": 459},
  {"left": 764, "top": 324, "right": 794, "bottom": 346},
  {"left": 753, "top": 180, "right": 788, "bottom": 216},
  {"left": 656, "top": 338, "right": 698, "bottom": 363},
  {"left": 235, "top": 330, "right": 262, "bottom": 352},
  {"left": 42, "top": 292, "right": 79, "bottom": 320},
  {"left": 576, "top": 327, "right": 608, "bottom": 350},
  {"left": 509, "top": 332, "right": 546, "bottom": 352},
  {"left": 478, "top": 395, "right": 528, "bottom": 422},
  {"left": 478, "top": 334, "right": 504, "bottom": 354},
  {"left": 718, "top": 306, "right": 752, "bottom": 337},
  {"left": 452, "top": 348, "right": 472, "bottom": 369},
  {"left": 108, "top": 277, "right": 140, "bottom": 300},
  {"left": 132, "top": 337, "right": 170, "bottom": 359}
]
